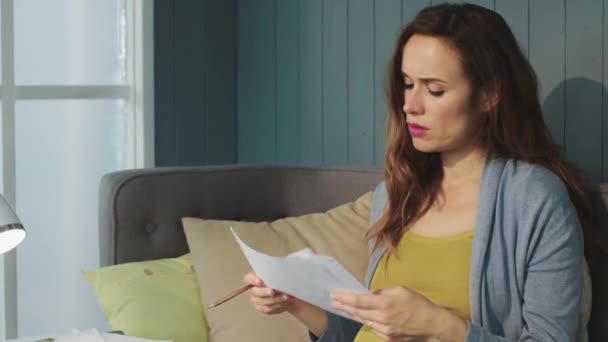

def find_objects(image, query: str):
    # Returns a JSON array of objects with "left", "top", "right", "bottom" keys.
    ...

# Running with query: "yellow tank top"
[{"left": 354, "top": 229, "right": 474, "bottom": 342}]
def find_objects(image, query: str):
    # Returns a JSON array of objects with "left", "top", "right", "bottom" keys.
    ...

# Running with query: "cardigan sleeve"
[
  {"left": 309, "top": 312, "right": 362, "bottom": 342},
  {"left": 466, "top": 171, "right": 584, "bottom": 341}
]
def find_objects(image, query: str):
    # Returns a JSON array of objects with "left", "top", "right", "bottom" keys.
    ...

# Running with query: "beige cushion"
[{"left": 182, "top": 192, "right": 372, "bottom": 342}]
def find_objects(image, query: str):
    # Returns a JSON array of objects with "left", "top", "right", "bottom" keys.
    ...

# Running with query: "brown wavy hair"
[{"left": 369, "top": 3, "right": 603, "bottom": 260}]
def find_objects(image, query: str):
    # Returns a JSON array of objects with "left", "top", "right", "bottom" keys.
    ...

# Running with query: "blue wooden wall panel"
[
  {"left": 348, "top": 0, "right": 375, "bottom": 165},
  {"left": 174, "top": 1, "right": 206, "bottom": 166},
  {"left": 154, "top": 0, "right": 177, "bottom": 166},
  {"left": 299, "top": 0, "right": 324, "bottom": 165},
  {"left": 530, "top": 0, "right": 565, "bottom": 147},
  {"left": 205, "top": 0, "right": 237, "bottom": 165},
  {"left": 564, "top": 0, "right": 604, "bottom": 183},
  {"left": 462, "top": 0, "right": 494, "bottom": 9},
  {"left": 374, "top": 0, "right": 402, "bottom": 165},
  {"left": 277, "top": 0, "right": 301, "bottom": 164},
  {"left": 238, "top": 0, "right": 276, "bottom": 164},
  {"left": 495, "top": 0, "right": 529, "bottom": 57},
  {"left": 322, "top": 0, "right": 348, "bottom": 165},
  {"left": 402, "top": 1, "right": 431, "bottom": 25},
  {"left": 222, "top": 0, "right": 608, "bottom": 183},
  {"left": 155, "top": 0, "right": 237, "bottom": 167}
]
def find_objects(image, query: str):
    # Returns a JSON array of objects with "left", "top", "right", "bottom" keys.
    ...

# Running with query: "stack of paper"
[
  {"left": 53, "top": 329, "right": 171, "bottom": 342},
  {"left": 230, "top": 227, "right": 370, "bottom": 319}
]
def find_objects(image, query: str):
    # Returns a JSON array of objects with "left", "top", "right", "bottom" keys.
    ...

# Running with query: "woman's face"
[{"left": 401, "top": 34, "right": 485, "bottom": 155}]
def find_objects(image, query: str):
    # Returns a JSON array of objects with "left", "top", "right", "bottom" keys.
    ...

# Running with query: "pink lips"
[{"left": 408, "top": 123, "right": 428, "bottom": 137}]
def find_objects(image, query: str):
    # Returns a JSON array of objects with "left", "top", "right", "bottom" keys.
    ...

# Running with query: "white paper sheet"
[
  {"left": 230, "top": 227, "right": 370, "bottom": 319},
  {"left": 53, "top": 328, "right": 171, "bottom": 342}
]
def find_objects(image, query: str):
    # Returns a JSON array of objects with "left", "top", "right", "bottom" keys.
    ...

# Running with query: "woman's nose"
[{"left": 403, "top": 88, "right": 423, "bottom": 115}]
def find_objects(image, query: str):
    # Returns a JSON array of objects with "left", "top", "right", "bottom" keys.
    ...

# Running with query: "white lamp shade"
[{"left": 0, "top": 194, "right": 25, "bottom": 254}]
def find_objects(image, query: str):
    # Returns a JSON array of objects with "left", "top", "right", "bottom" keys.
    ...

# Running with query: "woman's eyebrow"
[{"left": 401, "top": 71, "right": 447, "bottom": 85}]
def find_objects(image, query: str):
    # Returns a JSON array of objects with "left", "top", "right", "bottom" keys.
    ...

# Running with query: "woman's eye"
[
  {"left": 429, "top": 90, "right": 445, "bottom": 97},
  {"left": 404, "top": 83, "right": 414, "bottom": 90}
]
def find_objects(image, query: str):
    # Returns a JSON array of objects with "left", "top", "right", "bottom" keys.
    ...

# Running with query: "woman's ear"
[{"left": 478, "top": 81, "right": 501, "bottom": 113}]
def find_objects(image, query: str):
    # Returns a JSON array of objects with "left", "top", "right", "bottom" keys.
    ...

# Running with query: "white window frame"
[{"left": 0, "top": 0, "right": 154, "bottom": 338}]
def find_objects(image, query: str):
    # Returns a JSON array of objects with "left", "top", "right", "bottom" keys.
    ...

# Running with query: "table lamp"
[{"left": 0, "top": 194, "right": 25, "bottom": 255}]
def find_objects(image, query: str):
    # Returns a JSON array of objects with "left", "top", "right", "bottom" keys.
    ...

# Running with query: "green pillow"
[{"left": 83, "top": 254, "right": 209, "bottom": 342}]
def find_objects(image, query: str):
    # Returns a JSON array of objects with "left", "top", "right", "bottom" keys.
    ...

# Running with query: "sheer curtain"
[{"left": 0, "top": 0, "right": 153, "bottom": 338}]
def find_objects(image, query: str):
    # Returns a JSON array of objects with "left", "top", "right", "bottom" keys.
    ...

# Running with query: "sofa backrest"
[{"left": 98, "top": 165, "right": 383, "bottom": 266}]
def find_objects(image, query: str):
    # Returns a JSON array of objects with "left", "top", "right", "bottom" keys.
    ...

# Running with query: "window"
[{"left": 0, "top": 0, "right": 154, "bottom": 338}]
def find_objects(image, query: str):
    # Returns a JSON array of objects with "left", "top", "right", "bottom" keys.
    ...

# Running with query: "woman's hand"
[
  {"left": 244, "top": 272, "right": 328, "bottom": 337},
  {"left": 331, "top": 286, "right": 467, "bottom": 341},
  {"left": 244, "top": 272, "right": 301, "bottom": 315}
]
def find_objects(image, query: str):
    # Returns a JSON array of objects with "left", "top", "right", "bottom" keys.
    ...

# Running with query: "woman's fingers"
[
  {"left": 245, "top": 272, "right": 291, "bottom": 299},
  {"left": 254, "top": 300, "right": 292, "bottom": 314},
  {"left": 251, "top": 291, "right": 292, "bottom": 305},
  {"left": 243, "top": 272, "right": 264, "bottom": 286},
  {"left": 244, "top": 272, "right": 296, "bottom": 315},
  {"left": 251, "top": 286, "right": 277, "bottom": 298}
]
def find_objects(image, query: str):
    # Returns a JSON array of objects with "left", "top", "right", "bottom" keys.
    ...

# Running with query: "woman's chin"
[{"left": 411, "top": 141, "right": 437, "bottom": 153}]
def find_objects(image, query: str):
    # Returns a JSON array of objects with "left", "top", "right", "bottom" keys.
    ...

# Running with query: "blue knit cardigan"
[{"left": 312, "top": 158, "right": 585, "bottom": 341}]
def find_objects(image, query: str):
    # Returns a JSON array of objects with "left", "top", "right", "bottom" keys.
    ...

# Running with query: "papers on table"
[
  {"left": 230, "top": 227, "right": 370, "bottom": 319},
  {"left": 53, "top": 329, "right": 171, "bottom": 342}
]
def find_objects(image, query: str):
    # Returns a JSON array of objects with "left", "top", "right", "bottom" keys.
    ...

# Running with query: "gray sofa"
[{"left": 98, "top": 165, "right": 608, "bottom": 340}]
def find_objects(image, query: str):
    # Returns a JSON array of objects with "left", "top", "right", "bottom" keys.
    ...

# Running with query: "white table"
[{"left": 6, "top": 332, "right": 64, "bottom": 342}]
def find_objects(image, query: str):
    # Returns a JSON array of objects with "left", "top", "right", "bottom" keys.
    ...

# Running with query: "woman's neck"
[{"left": 440, "top": 146, "right": 487, "bottom": 187}]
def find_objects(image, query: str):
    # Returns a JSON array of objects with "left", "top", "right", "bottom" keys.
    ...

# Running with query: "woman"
[{"left": 245, "top": 3, "right": 593, "bottom": 341}]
